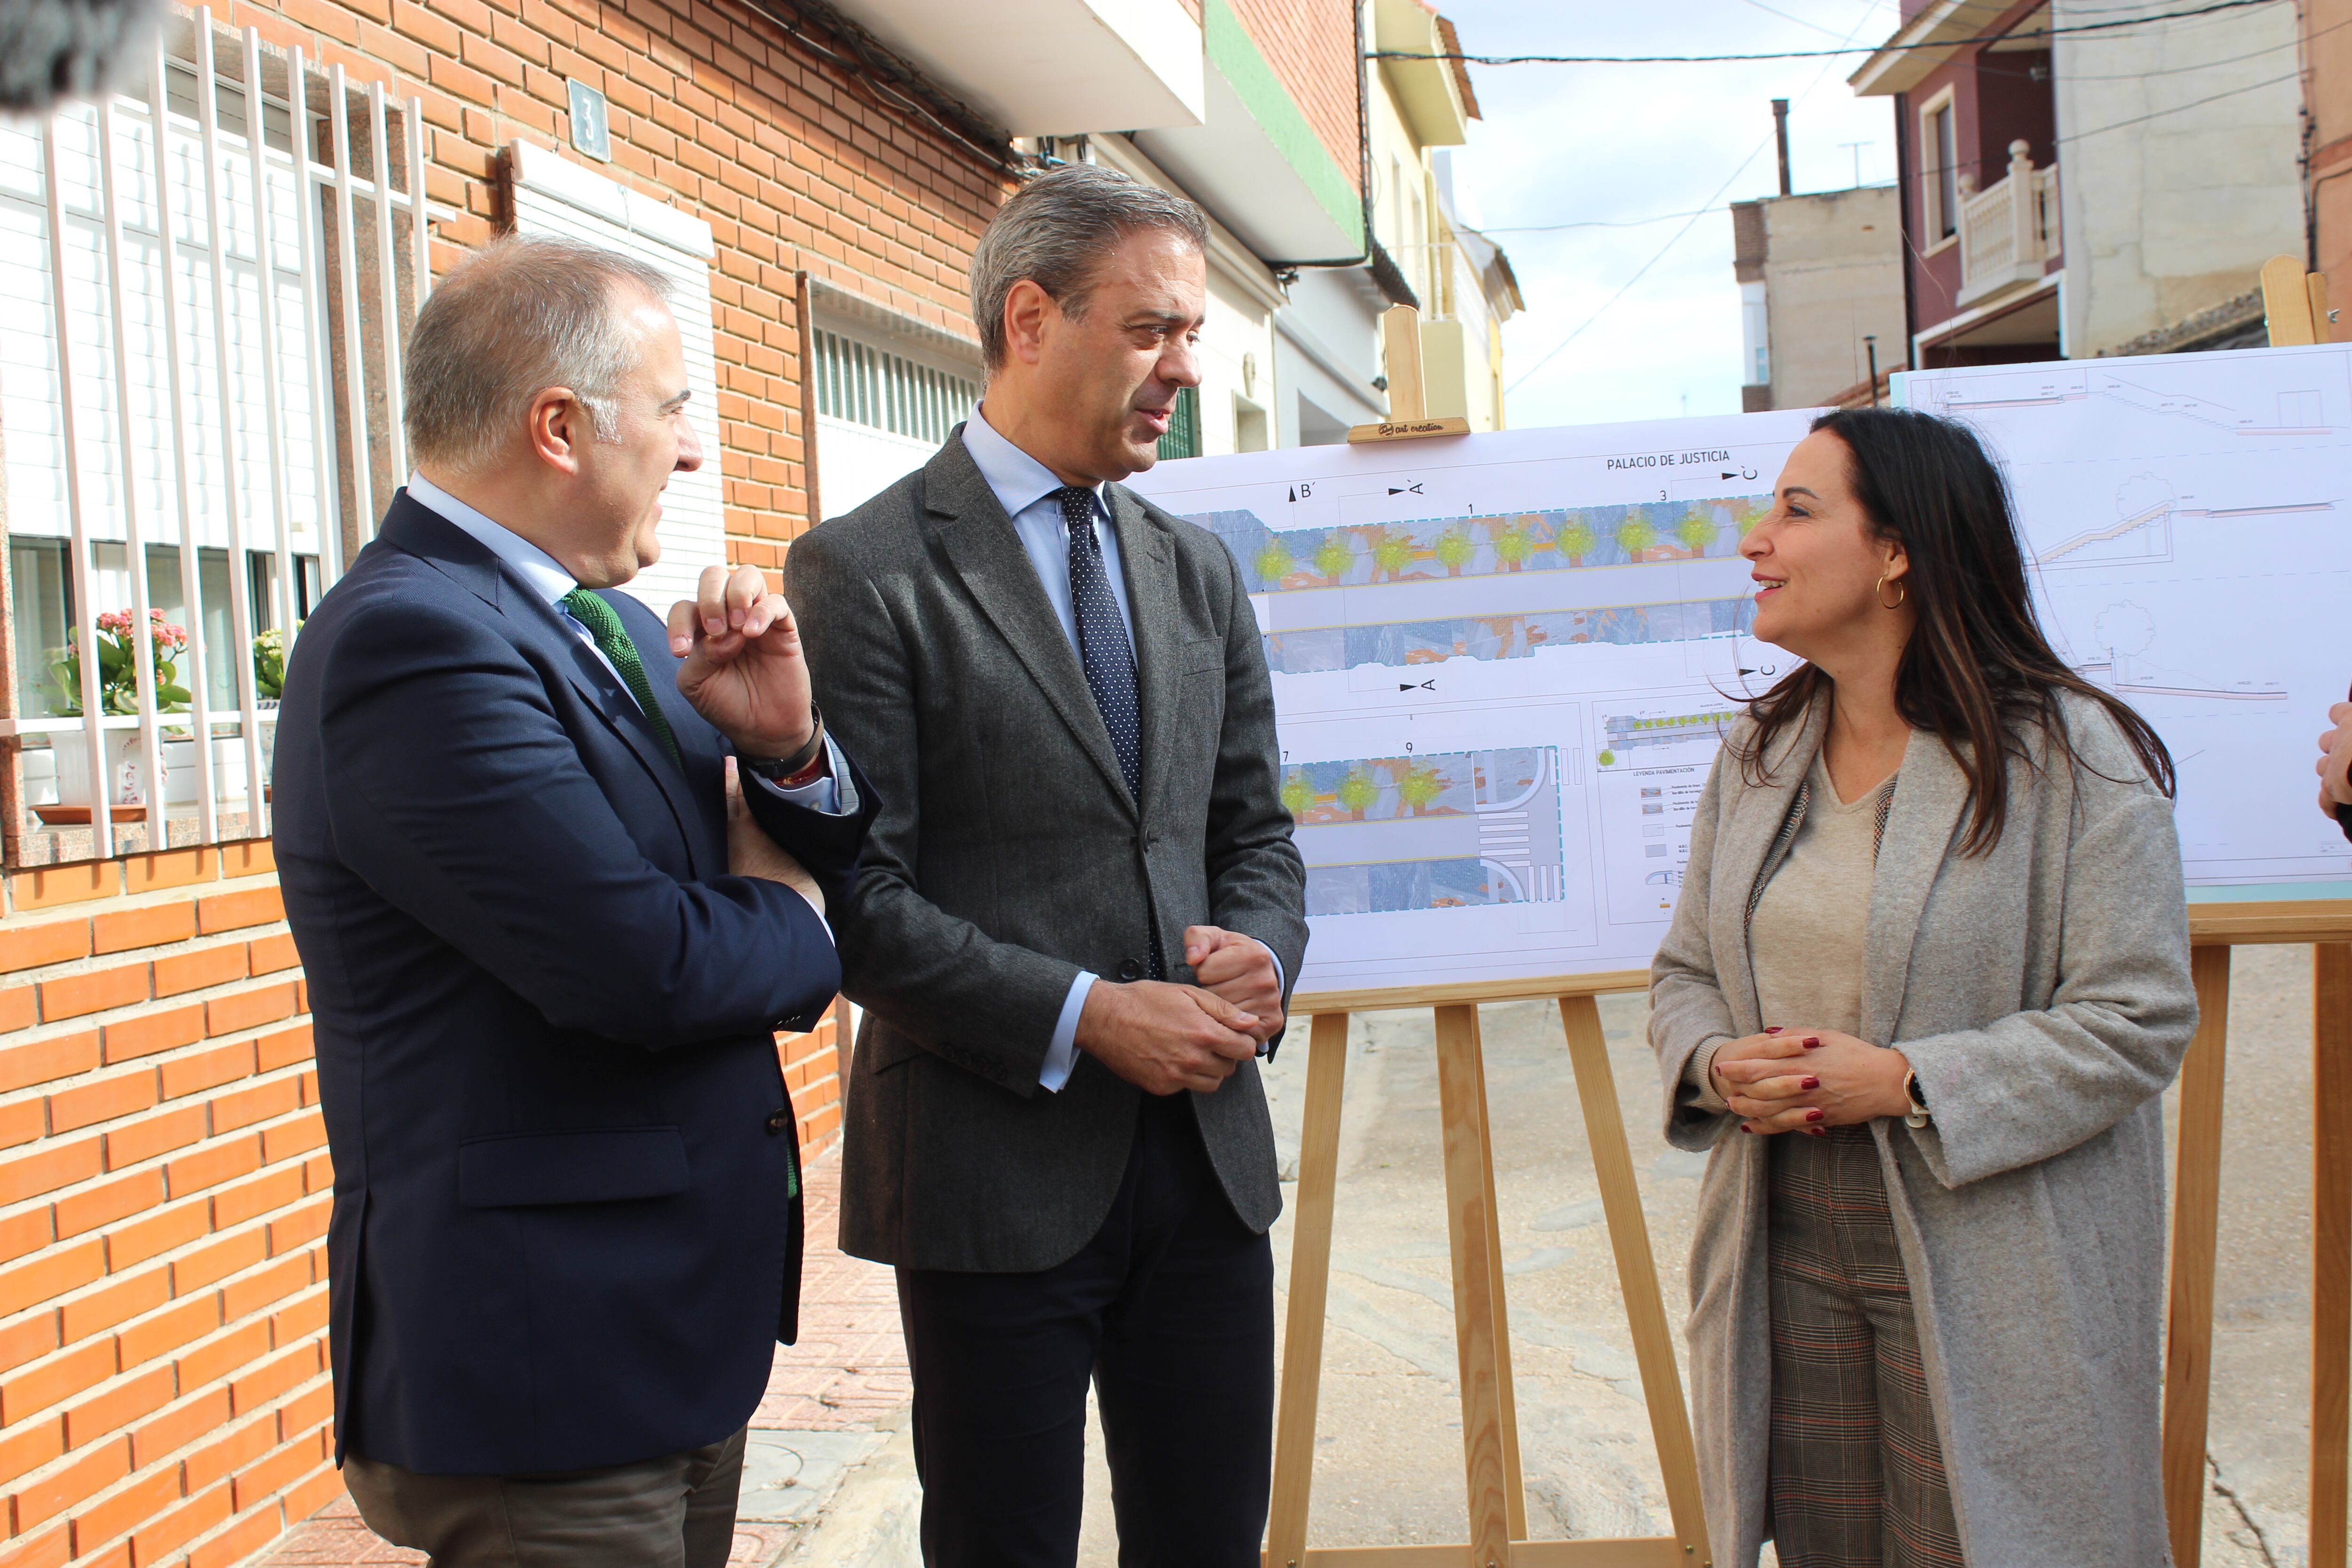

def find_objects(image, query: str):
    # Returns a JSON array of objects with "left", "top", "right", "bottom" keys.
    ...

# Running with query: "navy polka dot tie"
[{"left": 1057, "top": 485, "right": 1141, "bottom": 800}]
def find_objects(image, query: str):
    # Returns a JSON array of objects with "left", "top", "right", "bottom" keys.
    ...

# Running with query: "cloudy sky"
[{"left": 1440, "top": 0, "right": 1905, "bottom": 430}]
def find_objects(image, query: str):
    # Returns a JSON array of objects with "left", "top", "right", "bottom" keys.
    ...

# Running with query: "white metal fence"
[{"left": 0, "top": 10, "right": 426, "bottom": 860}]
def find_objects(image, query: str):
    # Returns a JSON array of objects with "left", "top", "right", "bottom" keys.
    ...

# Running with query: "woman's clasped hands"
[{"left": 1708, "top": 1027, "right": 1915, "bottom": 1136}]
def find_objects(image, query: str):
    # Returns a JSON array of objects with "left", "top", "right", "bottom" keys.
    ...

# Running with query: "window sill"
[{"left": 12, "top": 806, "right": 270, "bottom": 870}]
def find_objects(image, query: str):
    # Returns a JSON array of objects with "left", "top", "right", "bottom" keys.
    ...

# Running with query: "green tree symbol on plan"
[
  {"left": 1617, "top": 509, "right": 1657, "bottom": 560},
  {"left": 1434, "top": 526, "right": 1475, "bottom": 575},
  {"left": 1254, "top": 538, "right": 1293, "bottom": 585},
  {"left": 1597, "top": 749, "right": 1617, "bottom": 767},
  {"left": 1676, "top": 510, "right": 1716, "bottom": 555},
  {"left": 1279, "top": 771, "right": 1314, "bottom": 820},
  {"left": 1313, "top": 535, "right": 1354, "bottom": 581},
  {"left": 1396, "top": 762, "right": 1444, "bottom": 815},
  {"left": 1493, "top": 523, "right": 1534, "bottom": 571},
  {"left": 1336, "top": 767, "right": 1379, "bottom": 820},
  {"left": 1373, "top": 528, "right": 1414, "bottom": 580},
  {"left": 1558, "top": 515, "right": 1597, "bottom": 562}
]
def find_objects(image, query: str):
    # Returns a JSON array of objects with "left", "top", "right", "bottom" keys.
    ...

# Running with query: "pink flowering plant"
[{"left": 49, "top": 608, "right": 194, "bottom": 716}]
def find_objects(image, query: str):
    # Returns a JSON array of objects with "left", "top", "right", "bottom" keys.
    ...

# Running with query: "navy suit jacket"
[{"left": 274, "top": 493, "right": 874, "bottom": 1476}]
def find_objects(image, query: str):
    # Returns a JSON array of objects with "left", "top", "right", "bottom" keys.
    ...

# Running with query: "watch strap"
[{"left": 745, "top": 705, "right": 825, "bottom": 784}]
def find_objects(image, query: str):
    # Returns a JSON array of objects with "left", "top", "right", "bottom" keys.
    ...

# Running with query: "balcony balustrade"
[{"left": 1956, "top": 139, "right": 2060, "bottom": 309}]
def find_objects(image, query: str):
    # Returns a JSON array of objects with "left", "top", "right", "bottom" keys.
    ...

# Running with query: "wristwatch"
[
  {"left": 744, "top": 703, "right": 826, "bottom": 788},
  {"left": 1903, "top": 1070, "right": 1931, "bottom": 1130}
]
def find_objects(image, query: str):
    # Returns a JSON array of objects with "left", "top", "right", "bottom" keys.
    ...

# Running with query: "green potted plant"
[
  {"left": 49, "top": 608, "right": 192, "bottom": 717},
  {"left": 44, "top": 610, "right": 193, "bottom": 819},
  {"left": 254, "top": 625, "right": 298, "bottom": 705}
]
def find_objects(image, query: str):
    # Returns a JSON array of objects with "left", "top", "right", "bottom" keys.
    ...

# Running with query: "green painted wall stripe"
[{"left": 1205, "top": 0, "right": 1364, "bottom": 252}]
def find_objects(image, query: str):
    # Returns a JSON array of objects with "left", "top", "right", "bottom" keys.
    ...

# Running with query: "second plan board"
[{"left": 1125, "top": 409, "right": 1819, "bottom": 996}]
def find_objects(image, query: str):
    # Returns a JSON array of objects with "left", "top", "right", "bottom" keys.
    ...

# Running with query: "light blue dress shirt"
[
  {"left": 958, "top": 411, "right": 1281, "bottom": 1093},
  {"left": 404, "top": 473, "right": 846, "bottom": 820}
]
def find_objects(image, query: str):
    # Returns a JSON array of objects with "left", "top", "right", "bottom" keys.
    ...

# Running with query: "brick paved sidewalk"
[{"left": 256, "top": 1149, "right": 912, "bottom": 1567}]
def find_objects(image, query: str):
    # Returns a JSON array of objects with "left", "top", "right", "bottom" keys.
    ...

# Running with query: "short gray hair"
[
  {"left": 968, "top": 163, "right": 1208, "bottom": 369},
  {"left": 405, "top": 233, "right": 674, "bottom": 475}
]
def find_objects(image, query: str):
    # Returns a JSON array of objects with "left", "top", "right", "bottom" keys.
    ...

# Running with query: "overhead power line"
[{"left": 1367, "top": 0, "right": 2284, "bottom": 67}]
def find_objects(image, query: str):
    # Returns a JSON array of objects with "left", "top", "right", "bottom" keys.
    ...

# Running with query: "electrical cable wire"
[
  {"left": 1501, "top": 0, "right": 1891, "bottom": 396},
  {"left": 1369, "top": 0, "right": 2284, "bottom": 66}
]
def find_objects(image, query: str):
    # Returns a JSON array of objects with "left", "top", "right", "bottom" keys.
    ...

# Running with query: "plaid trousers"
[{"left": 1765, "top": 1124, "right": 1964, "bottom": 1568}]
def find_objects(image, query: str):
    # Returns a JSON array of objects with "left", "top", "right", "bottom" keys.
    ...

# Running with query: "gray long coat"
[
  {"left": 1650, "top": 692, "right": 2197, "bottom": 1568},
  {"left": 784, "top": 431, "right": 1309, "bottom": 1274}
]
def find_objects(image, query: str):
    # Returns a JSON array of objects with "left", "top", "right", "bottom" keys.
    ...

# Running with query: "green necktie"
[{"left": 561, "top": 587, "right": 681, "bottom": 764}]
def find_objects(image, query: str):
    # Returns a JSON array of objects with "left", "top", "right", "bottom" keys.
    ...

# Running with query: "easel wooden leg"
[
  {"left": 1268, "top": 1013, "right": 1351, "bottom": 1568},
  {"left": 2315, "top": 945, "right": 2352, "bottom": 1568},
  {"left": 2164, "top": 944, "right": 2233, "bottom": 1568},
  {"left": 1470, "top": 1007, "right": 1530, "bottom": 1541},
  {"left": 1434, "top": 1003, "right": 1514, "bottom": 1566},
  {"left": 1559, "top": 995, "right": 1713, "bottom": 1566}
]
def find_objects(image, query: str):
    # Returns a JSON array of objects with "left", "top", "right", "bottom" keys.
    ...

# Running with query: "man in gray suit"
[{"left": 784, "top": 164, "right": 1308, "bottom": 1566}]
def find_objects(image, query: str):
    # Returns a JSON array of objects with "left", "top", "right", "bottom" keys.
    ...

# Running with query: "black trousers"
[{"left": 895, "top": 1091, "right": 1275, "bottom": 1568}]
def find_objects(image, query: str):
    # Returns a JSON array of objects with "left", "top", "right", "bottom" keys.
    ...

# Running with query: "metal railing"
[
  {"left": 1959, "top": 141, "right": 2060, "bottom": 295},
  {"left": 1, "top": 11, "right": 426, "bottom": 860}
]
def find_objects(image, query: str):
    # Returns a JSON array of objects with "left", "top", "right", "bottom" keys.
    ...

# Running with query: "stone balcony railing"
[{"left": 1956, "top": 140, "right": 2060, "bottom": 310}]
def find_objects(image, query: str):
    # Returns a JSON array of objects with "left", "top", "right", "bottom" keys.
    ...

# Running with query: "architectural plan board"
[
  {"left": 1893, "top": 344, "right": 2352, "bottom": 906},
  {"left": 1123, "top": 410, "right": 1820, "bottom": 996}
]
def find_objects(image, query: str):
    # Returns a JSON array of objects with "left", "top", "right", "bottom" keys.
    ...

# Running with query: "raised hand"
[
  {"left": 669, "top": 564, "right": 816, "bottom": 761},
  {"left": 2315, "top": 697, "right": 2352, "bottom": 818}
]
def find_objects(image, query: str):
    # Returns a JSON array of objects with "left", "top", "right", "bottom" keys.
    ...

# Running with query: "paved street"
[
  {"left": 265, "top": 947, "right": 2328, "bottom": 1567},
  {"left": 258, "top": 1158, "right": 915, "bottom": 1568}
]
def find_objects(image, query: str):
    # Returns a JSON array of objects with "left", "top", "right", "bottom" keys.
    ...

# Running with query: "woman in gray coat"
[{"left": 1651, "top": 407, "right": 2198, "bottom": 1568}]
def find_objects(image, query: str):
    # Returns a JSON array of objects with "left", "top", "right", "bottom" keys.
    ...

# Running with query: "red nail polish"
[
  {"left": 1809, "top": 1127, "right": 1829, "bottom": 1138},
  {"left": 1764, "top": 1027, "right": 1783, "bottom": 1035},
  {"left": 1741, "top": 1125, "right": 1754, "bottom": 1133},
  {"left": 1801, "top": 1076, "right": 1820, "bottom": 1090},
  {"left": 1805, "top": 1108, "right": 1825, "bottom": 1123},
  {"left": 1802, "top": 1036, "right": 1824, "bottom": 1049}
]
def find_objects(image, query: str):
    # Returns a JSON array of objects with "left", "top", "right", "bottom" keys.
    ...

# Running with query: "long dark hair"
[{"left": 1736, "top": 406, "right": 2174, "bottom": 854}]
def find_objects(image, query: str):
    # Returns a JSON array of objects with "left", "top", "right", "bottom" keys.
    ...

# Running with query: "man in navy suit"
[{"left": 273, "top": 233, "right": 873, "bottom": 1567}]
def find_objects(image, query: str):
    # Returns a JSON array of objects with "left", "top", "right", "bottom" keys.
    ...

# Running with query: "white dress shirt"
[
  {"left": 957, "top": 412, "right": 1282, "bottom": 1093},
  {"left": 404, "top": 473, "right": 846, "bottom": 817}
]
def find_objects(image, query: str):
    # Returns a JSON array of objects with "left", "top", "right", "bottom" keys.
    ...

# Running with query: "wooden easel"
[
  {"left": 2165, "top": 273, "right": 2345, "bottom": 1568},
  {"left": 1268, "top": 308, "right": 1712, "bottom": 1567},
  {"left": 2162, "top": 910, "right": 2352, "bottom": 1568},
  {"left": 1267, "top": 975, "right": 1712, "bottom": 1568}
]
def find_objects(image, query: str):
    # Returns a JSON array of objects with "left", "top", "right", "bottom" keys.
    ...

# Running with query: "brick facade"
[
  {"left": 1228, "top": 0, "right": 1361, "bottom": 194},
  {"left": 2, "top": 0, "right": 1007, "bottom": 1560}
]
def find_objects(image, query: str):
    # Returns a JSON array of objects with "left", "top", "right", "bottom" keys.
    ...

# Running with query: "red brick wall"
[
  {"left": 2, "top": 0, "right": 1005, "bottom": 1561},
  {"left": 0, "top": 846, "right": 335, "bottom": 1568},
  {"left": 1228, "top": 0, "right": 1361, "bottom": 196}
]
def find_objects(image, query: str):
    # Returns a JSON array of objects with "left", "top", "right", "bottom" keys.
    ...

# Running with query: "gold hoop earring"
[{"left": 1875, "top": 573, "right": 1907, "bottom": 610}]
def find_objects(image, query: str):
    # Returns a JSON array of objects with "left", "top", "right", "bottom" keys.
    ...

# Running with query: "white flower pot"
[
  {"left": 50, "top": 732, "right": 250, "bottom": 812},
  {"left": 51, "top": 730, "right": 149, "bottom": 811}
]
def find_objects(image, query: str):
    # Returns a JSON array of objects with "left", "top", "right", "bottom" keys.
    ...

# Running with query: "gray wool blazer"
[
  {"left": 1651, "top": 692, "right": 2197, "bottom": 1568},
  {"left": 783, "top": 430, "right": 1309, "bottom": 1274}
]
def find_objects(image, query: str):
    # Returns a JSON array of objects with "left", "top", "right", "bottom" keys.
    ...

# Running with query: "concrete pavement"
[{"left": 261, "top": 947, "right": 2331, "bottom": 1566}]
